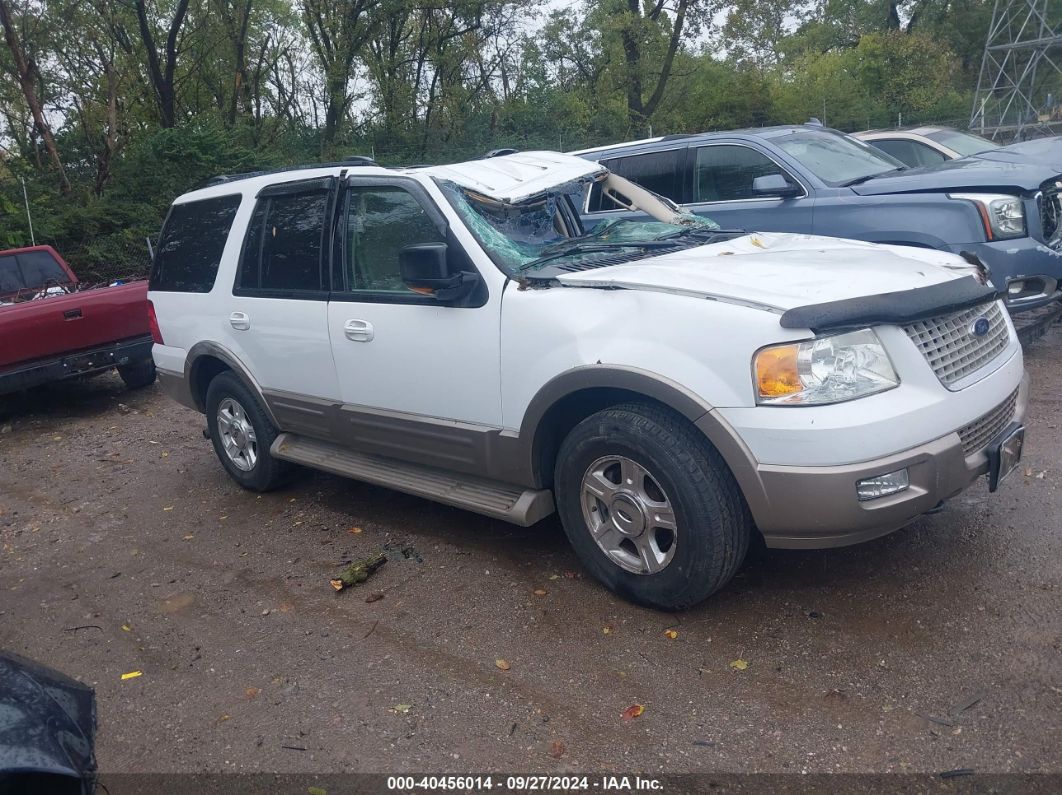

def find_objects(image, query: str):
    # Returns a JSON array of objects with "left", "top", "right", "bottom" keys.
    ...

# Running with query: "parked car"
[
  {"left": 855, "top": 126, "right": 1062, "bottom": 171},
  {"left": 0, "top": 245, "right": 156, "bottom": 396},
  {"left": 571, "top": 124, "right": 1062, "bottom": 334},
  {"left": 150, "top": 152, "right": 1026, "bottom": 609},
  {"left": 0, "top": 651, "right": 97, "bottom": 795}
]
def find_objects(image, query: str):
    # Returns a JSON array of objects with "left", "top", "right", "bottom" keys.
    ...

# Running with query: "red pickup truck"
[{"left": 0, "top": 245, "right": 156, "bottom": 396}]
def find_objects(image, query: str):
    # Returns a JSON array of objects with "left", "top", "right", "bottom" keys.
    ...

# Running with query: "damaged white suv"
[{"left": 149, "top": 151, "right": 1027, "bottom": 609}]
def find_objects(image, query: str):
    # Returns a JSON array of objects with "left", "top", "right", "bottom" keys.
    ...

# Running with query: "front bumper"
[
  {"left": 700, "top": 372, "right": 1029, "bottom": 549},
  {"left": 954, "top": 239, "right": 1062, "bottom": 313}
]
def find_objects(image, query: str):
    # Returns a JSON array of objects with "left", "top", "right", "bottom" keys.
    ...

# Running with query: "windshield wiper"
[
  {"left": 518, "top": 241, "right": 675, "bottom": 272},
  {"left": 841, "top": 167, "right": 907, "bottom": 187}
]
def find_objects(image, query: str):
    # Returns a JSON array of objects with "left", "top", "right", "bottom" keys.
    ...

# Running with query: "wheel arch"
[
  {"left": 185, "top": 342, "right": 280, "bottom": 426},
  {"left": 520, "top": 366, "right": 716, "bottom": 488}
]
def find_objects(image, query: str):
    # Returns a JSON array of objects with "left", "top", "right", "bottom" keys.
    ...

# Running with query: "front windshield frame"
[
  {"left": 924, "top": 128, "right": 999, "bottom": 157},
  {"left": 772, "top": 129, "right": 907, "bottom": 186},
  {"left": 434, "top": 177, "right": 721, "bottom": 277}
]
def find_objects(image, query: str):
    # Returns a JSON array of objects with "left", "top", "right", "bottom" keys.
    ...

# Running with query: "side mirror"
[
  {"left": 752, "top": 174, "right": 801, "bottom": 198},
  {"left": 399, "top": 243, "right": 478, "bottom": 303}
]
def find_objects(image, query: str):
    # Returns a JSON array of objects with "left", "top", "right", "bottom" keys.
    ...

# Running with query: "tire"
[
  {"left": 117, "top": 359, "right": 156, "bottom": 389},
  {"left": 554, "top": 402, "right": 751, "bottom": 610},
  {"left": 204, "top": 371, "right": 290, "bottom": 492}
]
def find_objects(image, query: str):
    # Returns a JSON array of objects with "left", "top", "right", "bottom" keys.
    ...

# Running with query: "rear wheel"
[
  {"left": 554, "top": 402, "right": 751, "bottom": 610},
  {"left": 205, "top": 371, "right": 290, "bottom": 492},
  {"left": 117, "top": 359, "right": 156, "bottom": 389}
]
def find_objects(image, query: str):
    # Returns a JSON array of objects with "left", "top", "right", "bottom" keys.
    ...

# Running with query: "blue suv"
[{"left": 573, "top": 124, "right": 1062, "bottom": 329}]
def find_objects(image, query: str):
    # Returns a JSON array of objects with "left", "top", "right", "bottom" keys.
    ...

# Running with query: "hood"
[
  {"left": 850, "top": 156, "right": 1054, "bottom": 195},
  {"left": 553, "top": 232, "right": 977, "bottom": 312},
  {"left": 0, "top": 651, "right": 97, "bottom": 792},
  {"left": 973, "top": 137, "right": 1062, "bottom": 172},
  {"left": 424, "top": 151, "right": 605, "bottom": 203}
]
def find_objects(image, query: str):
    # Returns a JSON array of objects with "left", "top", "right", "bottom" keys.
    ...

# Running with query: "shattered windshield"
[{"left": 437, "top": 180, "right": 719, "bottom": 274}]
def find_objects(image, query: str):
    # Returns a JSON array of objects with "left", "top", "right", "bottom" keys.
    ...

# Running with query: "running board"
[{"left": 271, "top": 433, "right": 555, "bottom": 527}]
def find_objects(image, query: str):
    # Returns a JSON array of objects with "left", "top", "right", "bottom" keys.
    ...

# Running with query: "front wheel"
[
  {"left": 554, "top": 402, "right": 751, "bottom": 610},
  {"left": 205, "top": 371, "right": 290, "bottom": 492}
]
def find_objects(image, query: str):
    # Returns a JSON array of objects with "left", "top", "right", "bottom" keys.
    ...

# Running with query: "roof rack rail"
[
  {"left": 197, "top": 157, "right": 383, "bottom": 190},
  {"left": 484, "top": 148, "right": 518, "bottom": 158}
]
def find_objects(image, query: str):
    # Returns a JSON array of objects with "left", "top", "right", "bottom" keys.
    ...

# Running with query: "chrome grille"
[
  {"left": 1039, "top": 182, "right": 1062, "bottom": 246},
  {"left": 904, "top": 302, "right": 1009, "bottom": 389},
  {"left": 957, "top": 388, "right": 1019, "bottom": 456}
]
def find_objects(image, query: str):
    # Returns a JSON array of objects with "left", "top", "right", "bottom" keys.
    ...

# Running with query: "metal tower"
[{"left": 970, "top": 0, "right": 1062, "bottom": 141}]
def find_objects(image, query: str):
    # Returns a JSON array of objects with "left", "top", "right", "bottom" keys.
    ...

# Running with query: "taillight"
[{"left": 147, "top": 300, "right": 165, "bottom": 345}]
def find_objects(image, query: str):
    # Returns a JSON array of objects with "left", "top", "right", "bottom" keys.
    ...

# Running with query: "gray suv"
[{"left": 573, "top": 124, "right": 1062, "bottom": 335}]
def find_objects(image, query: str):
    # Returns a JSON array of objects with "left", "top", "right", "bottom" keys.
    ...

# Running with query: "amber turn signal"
[{"left": 755, "top": 344, "right": 802, "bottom": 399}]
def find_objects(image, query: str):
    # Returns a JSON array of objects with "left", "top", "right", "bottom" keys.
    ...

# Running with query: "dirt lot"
[{"left": 1, "top": 331, "right": 1061, "bottom": 779}]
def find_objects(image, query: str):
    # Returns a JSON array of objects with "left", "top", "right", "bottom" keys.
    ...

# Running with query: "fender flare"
[{"left": 184, "top": 341, "right": 281, "bottom": 426}]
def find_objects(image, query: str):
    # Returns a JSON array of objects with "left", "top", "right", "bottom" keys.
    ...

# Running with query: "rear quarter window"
[{"left": 150, "top": 194, "right": 242, "bottom": 292}]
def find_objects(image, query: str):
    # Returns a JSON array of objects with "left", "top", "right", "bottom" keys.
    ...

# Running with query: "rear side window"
[
  {"left": 0, "top": 250, "right": 71, "bottom": 293},
  {"left": 588, "top": 149, "right": 684, "bottom": 211},
  {"left": 871, "top": 138, "right": 947, "bottom": 168},
  {"left": 237, "top": 183, "right": 331, "bottom": 294},
  {"left": 150, "top": 194, "right": 242, "bottom": 292}
]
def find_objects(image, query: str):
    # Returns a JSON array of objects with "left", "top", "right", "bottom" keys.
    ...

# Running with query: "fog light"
[
  {"left": 856, "top": 468, "right": 910, "bottom": 501},
  {"left": 1008, "top": 280, "right": 1025, "bottom": 295}
]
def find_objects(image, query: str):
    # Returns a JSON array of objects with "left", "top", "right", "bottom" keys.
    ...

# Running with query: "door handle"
[
  {"left": 344, "top": 319, "right": 374, "bottom": 342},
  {"left": 229, "top": 311, "right": 250, "bottom": 331},
  {"left": 63, "top": 308, "right": 82, "bottom": 320}
]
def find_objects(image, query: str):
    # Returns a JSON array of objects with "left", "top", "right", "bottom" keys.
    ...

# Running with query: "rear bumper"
[
  {"left": 699, "top": 372, "right": 1029, "bottom": 549},
  {"left": 0, "top": 335, "right": 153, "bottom": 396}
]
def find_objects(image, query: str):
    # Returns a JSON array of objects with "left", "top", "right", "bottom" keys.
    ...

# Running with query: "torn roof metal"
[{"left": 420, "top": 151, "right": 605, "bottom": 204}]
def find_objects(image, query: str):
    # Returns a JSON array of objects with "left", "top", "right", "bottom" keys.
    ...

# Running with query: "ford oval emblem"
[{"left": 970, "top": 317, "right": 991, "bottom": 337}]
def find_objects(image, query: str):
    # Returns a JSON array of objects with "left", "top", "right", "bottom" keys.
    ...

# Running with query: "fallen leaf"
[
  {"left": 391, "top": 703, "right": 412, "bottom": 714},
  {"left": 121, "top": 670, "right": 142, "bottom": 681},
  {"left": 548, "top": 740, "right": 566, "bottom": 759},
  {"left": 664, "top": 629, "right": 679, "bottom": 640},
  {"left": 245, "top": 687, "right": 261, "bottom": 700},
  {"left": 621, "top": 704, "right": 645, "bottom": 721},
  {"left": 163, "top": 506, "right": 174, "bottom": 512},
  {"left": 121, "top": 624, "right": 131, "bottom": 632},
  {"left": 730, "top": 659, "right": 749, "bottom": 671},
  {"left": 183, "top": 534, "right": 194, "bottom": 540},
  {"left": 218, "top": 714, "right": 231, "bottom": 723},
  {"left": 495, "top": 659, "right": 511, "bottom": 671},
  {"left": 533, "top": 588, "right": 547, "bottom": 596},
  {"left": 308, "top": 787, "right": 328, "bottom": 795},
  {"left": 365, "top": 592, "right": 384, "bottom": 603},
  {"left": 329, "top": 579, "right": 344, "bottom": 592},
  {"left": 349, "top": 526, "right": 363, "bottom": 534},
  {"left": 52, "top": 435, "right": 62, "bottom": 441},
  {"left": 603, "top": 625, "right": 613, "bottom": 635},
  {"left": 549, "top": 574, "right": 560, "bottom": 580}
]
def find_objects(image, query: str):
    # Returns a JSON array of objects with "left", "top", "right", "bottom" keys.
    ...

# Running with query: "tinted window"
[
  {"left": 0, "top": 251, "right": 71, "bottom": 294},
  {"left": 151, "top": 195, "right": 241, "bottom": 292},
  {"left": 871, "top": 139, "right": 947, "bottom": 168},
  {"left": 343, "top": 187, "right": 443, "bottom": 292},
  {"left": 693, "top": 145, "right": 794, "bottom": 202},
  {"left": 238, "top": 190, "right": 329, "bottom": 293},
  {"left": 588, "top": 149, "right": 683, "bottom": 210}
]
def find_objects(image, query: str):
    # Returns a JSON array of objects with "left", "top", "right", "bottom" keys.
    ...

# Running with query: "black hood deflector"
[{"left": 779, "top": 276, "right": 1002, "bottom": 333}]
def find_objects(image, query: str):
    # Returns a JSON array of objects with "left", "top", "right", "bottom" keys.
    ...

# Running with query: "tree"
[
  {"left": 133, "top": 0, "right": 191, "bottom": 127},
  {"left": 0, "top": 0, "right": 69, "bottom": 191}
]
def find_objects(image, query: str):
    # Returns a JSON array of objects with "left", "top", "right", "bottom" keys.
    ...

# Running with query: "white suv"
[{"left": 149, "top": 151, "right": 1027, "bottom": 609}]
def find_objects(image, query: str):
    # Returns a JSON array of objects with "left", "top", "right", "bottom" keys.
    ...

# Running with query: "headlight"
[
  {"left": 753, "top": 329, "right": 899, "bottom": 405},
  {"left": 949, "top": 193, "right": 1025, "bottom": 240}
]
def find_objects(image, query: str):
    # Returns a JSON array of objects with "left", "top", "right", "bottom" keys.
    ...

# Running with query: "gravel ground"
[{"left": 1, "top": 330, "right": 1061, "bottom": 780}]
